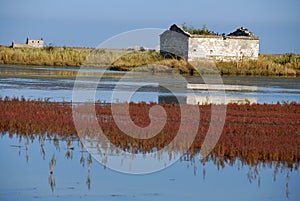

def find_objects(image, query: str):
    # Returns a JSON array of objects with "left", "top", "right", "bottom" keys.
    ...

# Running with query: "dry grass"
[
  {"left": 216, "top": 54, "right": 300, "bottom": 76},
  {"left": 0, "top": 46, "right": 299, "bottom": 76},
  {"left": 0, "top": 46, "right": 91, "bottom": 66},
  {"left": 111, "top": 50, "right": 194, "bottom": 74}
]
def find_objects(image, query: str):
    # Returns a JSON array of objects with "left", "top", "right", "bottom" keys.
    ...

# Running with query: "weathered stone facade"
[
  {"left": 160, "top": 28, "right": 189, "bottom": 59},
  {"left": 12, "top": 37, "right": 44, "bottom": 48},
  {"left": 160, "top": 24, "right": 259, "bottom": 61}
]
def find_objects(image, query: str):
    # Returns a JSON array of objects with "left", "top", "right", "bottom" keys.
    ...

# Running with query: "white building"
[
  {"left": 160, "top": 24, "right": 259, "bottom": 61},
  {"left": 12, "top": 37, "right": 44, "bottom": 48}
]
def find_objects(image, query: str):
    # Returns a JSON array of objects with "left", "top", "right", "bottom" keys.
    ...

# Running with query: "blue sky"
[{"left": 0, "top": 0, "right": 299, "bottom": 53}]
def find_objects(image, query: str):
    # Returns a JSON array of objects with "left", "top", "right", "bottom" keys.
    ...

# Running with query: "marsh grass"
[
  {"left": 216, "top": 54, "right": 300, "bottom": 76},
  {"left": 85, "top": 49, "right": 128, "bottom": 66},
  {"left": 0, "top": 46, "right": 299, "bottom": 76},
  {"left": 0, "top": 46, "right": 91, "bottom": 66},
  {"left": 111, "top": 50, "right": 194, "bottom": 74},
  {"left": 112, "top": 51, "right": 300, "bottom": 76},
  {"left": 112, "top": 50, "right": 162, "bottom": 68}
]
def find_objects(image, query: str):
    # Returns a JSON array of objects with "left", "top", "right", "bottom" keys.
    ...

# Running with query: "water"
[
  {"left": 0, "top": 65, "right": 300, "bottom": 201},
  {"left": 1, "top": 65, "right": 300, "bottom": 104},
  {"left": 0, "top": 134, "right": 299, "bottom": 201}
]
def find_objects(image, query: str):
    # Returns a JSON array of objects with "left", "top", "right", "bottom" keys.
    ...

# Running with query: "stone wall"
[
  {"left": 160, "top": 30, "right": 189, "bottom": 59},
  {"left": 11, "top": 43, "right": 29, "bottom": 48},
  {"left": 160, "top": 24, "right": 260, "bottom": 62},
  {"left": 27, "top": 38, "right": 44, "bottom": 48},
  {"left": 12, "top": 38, "right": 44, "bottom": 48},
  {"left": 188, "top": 36, "right": 259, "bottom": 61}
]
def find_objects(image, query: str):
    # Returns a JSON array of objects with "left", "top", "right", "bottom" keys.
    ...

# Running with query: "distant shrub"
[
  {"left": 274, "top": 53, "right": 295, "bottom": 65},
  {"left": 44, "top": 46, "right": 54, "bottom": 52}
]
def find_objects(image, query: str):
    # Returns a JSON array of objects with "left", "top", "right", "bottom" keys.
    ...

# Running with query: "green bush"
[{"left": 181, "top": 23, "right": 218, "bottom": 35}]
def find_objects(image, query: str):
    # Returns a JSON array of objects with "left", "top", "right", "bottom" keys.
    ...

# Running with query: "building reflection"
[{"left": 158, "top": 95, "right": 257, "bottom": 105}]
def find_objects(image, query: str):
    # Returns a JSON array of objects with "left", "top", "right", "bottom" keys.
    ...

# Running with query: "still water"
[
  {"left": 0, "top": 65, "right": 300, "bottom": 201},
  {"left": 1, "top": 134, "right": 299, "bottom": 201},
  {"left": 1, "top": 65, "right": 300, "bottom": 104}
]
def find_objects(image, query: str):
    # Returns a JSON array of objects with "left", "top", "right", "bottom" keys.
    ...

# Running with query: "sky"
[{"left": 0, "top": 0, "right": 299, "bottom": 53}]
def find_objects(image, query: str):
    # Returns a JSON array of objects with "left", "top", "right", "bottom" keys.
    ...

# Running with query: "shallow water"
[
  {"left": 1, "top": 65, "right": 300, "bottom": 104},
  {"left": 0, "top": 65, "right": 300, "bottom": 201},
  {"left": 0, "top": 134, "right": 299, "bottom": 201}
]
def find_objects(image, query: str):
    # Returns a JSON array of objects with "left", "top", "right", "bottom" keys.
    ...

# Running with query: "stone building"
[
  {"left": 12, "top": 37, "right": 44, "bottom": 48},
  {"left": 160, "top": 24, "right": 259, "bottom": 61}
]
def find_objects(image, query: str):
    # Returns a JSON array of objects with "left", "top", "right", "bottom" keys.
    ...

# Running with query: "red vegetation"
[{"left": 0, "top": 97, "right": 300, "bottom": 167}]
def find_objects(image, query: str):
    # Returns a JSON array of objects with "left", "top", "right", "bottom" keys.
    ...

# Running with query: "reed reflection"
[
  {"left": 65, "top": 138, "right": 74, "bottom": 159},
  {"left": 80, "top": 142, "right": 85, "bottom": 167},
  {"left": 49, "top": 154, "right": 56, "bottom": 192},
  {"left": 40, "top": 135, "right": 45, "bottom": 160},
  {"left": 3, "top": 132, "right": 297, "bottom": 197},
  {"left": 87, "top": 154, "right": 92, "bottom": 190}
]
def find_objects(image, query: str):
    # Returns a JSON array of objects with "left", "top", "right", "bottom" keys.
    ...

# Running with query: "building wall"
[
  {"left": 160, "top": 30, "right": 189, "bottom": 59},
  {"left": 27, "top": 39, "right": 44, "bottom": 48},
  {"left": 160, "top": 25, "right": 260, "bottom": 62},
  {"left": 188, "top": 36, "right": 259, "bottom": 61},
  {"left": 12, "top": 43, "right": 29, "bottom": 48},
  {"left": 12, "top": 38, "right": 44, "bottom": 48}
]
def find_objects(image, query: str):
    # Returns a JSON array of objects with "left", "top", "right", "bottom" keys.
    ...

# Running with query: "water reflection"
[
  {"left": 1, "top": 65, "right": 300, "bottom": 200},
  {"left": 49, "top": 154, "right": 56, "bottom": 192},
  {"left": 65, "top": 138, "right": 74, "bottom": 159},
  {"left": 80, "top": 143, "right": 85, "bottom": 167},
  {"left": 2, "top": 132, "right": 297, "bottom": 198},
  {"left": 1, "top": 65, "right": 300, "bottom": 104},
  {"left": 159, "top": 95, "right": 258, "bottom": 105},
  {"left": 87, "top": 154, "right": 92, "bottom": 190}
]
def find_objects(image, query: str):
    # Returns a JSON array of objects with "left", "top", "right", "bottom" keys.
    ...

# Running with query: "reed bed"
[
  {"left": 216, "top": 54, "right": 300, "bottom": 76},
  {"left": 108, "top": 50, "right": 213, "bottom": 74},
  {"left": 0, "top": 46, "right": 91, "bottom": 66},
  {"left": 1, "top": 46, "right": 298, "bottom": 76},
  {"left": 1, "top": 97, "right": 299, "bottom": 168}
]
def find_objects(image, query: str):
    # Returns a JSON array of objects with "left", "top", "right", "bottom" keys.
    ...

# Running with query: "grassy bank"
[
  {"left": 110, "top": 50, "right": 194, "bottom": 74},
  {"left": 0, "top": 46, "right": 91, "bottom": 66},
  {"left": 0, "top": 46, "right": 299, "bottom": 76},
  {"left": 216, "top": 54, "right": 300, "bottom": 76}
]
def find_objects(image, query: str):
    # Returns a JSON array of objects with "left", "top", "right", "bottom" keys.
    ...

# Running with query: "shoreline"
[{"left": 0, "top": 46, "right": 299, "bottom": 76}]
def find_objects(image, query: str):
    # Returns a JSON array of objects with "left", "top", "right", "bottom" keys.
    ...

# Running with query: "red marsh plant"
[{"left": 0, "top": 97, "right": 299, "bottom": 168}]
